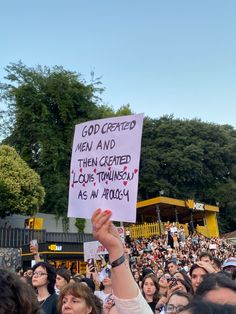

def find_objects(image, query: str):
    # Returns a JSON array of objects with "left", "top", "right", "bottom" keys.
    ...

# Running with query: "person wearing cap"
[
  {"left": 222, "top": 257, "right": 236, "bottom": 274},
  {"left": 55, "top": 268, "right": 71, "bottom": 294}
]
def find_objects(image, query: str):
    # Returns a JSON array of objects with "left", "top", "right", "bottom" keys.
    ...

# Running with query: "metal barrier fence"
[
  {"left": 0, "top": 227, "right": 94, "bottom": 248},
  {"left": 0, "top": 222, "right": 209, "bottom": 248},
  {"left": 126, "top": 222, "right": 190, "bottom": 239},
  {"left": 0, "top": 228, "right": 46, "bottom": 248},
  {"left": 126, "top": 222, "right": 161, "bottom": 239}
]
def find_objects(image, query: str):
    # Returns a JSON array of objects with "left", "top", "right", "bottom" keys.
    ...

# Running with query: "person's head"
[
  {"left": 56, "top": 268, "right": 71, "bottom": 291},
  {"left": 199, "top": 252, "right": 212, "bottom": 264},
  {"left": 173, "top": 271, "right": 191, "bottom": 287},
  {"left": 0, "top": 269, "right": 44, "bottom": 314},
  {"left": 156, "top": 268, "right": 164, "bottom": 278},
  {"left": 81, "top": 277, "right": 96, "bottom": 293},
  {"left": 99, "top": 268, "right": 112, "bottom": 290},
  {"left": 195, "top": 272, "right": 236, "bottom": 305},
  {"left": 180, "top": 299, "right": 236, "bottom": 314},
  {"left": 24, "top": 267, "right": 33, "bottom": 278},
  {"left": 142, "top": 267, "right": 155, "bottom": 279},
  {"left": 222, "top": 257, "right": 236, "bottom": 274},
  {"left": 58, "top": 282, "right": 102, "bottom": 314},
  {"left": 133, "top": 270, "right": 141, "bottom": 282},
  {"left": 165, "top": 291, "right": 192, "bottom": 314},
  {"left": 141, "top": 273, "right": 160, "bottom": 302},
  {"left": 167, "top": 261, "right": 178, "bottom": 275},
  {"left": 176, "top": 278, "right": 193, "bottom": 294},
  {"left": 32, "top": 261, "right": 56, "bottom": 294},
  {"left": 212, "top": 257, "right": 222, "bottom": 272},
  {"left": 15, "top": 265, "right": 23, "bottom": 276},
  {"left": 70, "top": 273, "right": 84, "bottom": 284},
  {"left": 159, "top": 273, "right": 171, "bottom": 288},
  {"left": 189, "top": 264, "right": 208, "bottom": 293}
]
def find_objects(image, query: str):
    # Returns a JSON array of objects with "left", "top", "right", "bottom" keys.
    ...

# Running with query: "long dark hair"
[
  {"left": 195, "top": 272, "right": 236, "bottom": 297},
  {"left": 183, "top": 299, "right": 236, "bottom": 314},
  {"left": 0, "top": 269, "right": 44, "bottom": 314},
  {"left": 141, "top": 273, "right": 160, "bottom": 303},
  {"left": 32, "top": 261, "right": 56, "bottom": 294}
]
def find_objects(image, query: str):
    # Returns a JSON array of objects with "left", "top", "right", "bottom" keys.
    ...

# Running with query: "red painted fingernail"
[
  {"left": 104, "top": 209, "right": 111, "bottom": 215},
  {"left": 97, "top": 208, "right": 102, "bottom": 213}
]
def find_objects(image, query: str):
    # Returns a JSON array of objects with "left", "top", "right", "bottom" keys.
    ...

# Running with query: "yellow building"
[
  {"left": 24, "top": 217, "right": 44, "bottom": 230},
  {"left": 128, "top": 196, "right": 219, "bottom": 238}
]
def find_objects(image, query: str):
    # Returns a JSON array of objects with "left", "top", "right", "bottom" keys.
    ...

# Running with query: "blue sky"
[{"left": 1, "top": 0, "right": 236, "bottom": 127}]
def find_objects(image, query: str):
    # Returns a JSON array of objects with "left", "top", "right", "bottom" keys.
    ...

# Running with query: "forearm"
[
  {"left": 109, "top": 250, "right": 139, "bottom": 299},
  {"left": 33, "top": 253, "right": 41, "bottom": 263},
  {"left": 92, "top": 209, "right": 140, "bottom": 301},
  {"left": 114, "top": 288, "right": 153, "bottom": 314}
]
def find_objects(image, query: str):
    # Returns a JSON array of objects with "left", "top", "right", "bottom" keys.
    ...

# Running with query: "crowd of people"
[{"left": 1, "top": 209, "right": 236, "bottom": 314}]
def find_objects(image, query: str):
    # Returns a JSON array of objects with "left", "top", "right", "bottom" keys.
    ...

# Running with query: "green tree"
[
  {"left": 0, "top": 62, "right": 132, "bottom": 220},
  {"left": 0, "top": 145, "right": 45, "bottom": 218},
  {"left": 75, "top": 218, "right": 86, "bottom": 233},
  {"left": 139, "top": 116, "right": 236, "bottom": 232}
]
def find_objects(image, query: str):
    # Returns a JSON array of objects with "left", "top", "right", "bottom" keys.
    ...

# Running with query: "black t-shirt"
[
  {"left": 41, "top": 293, "right": 59, "bottom": 314},
  {"left": 148, "top": 301, "right": 157, "bottom": 313}
]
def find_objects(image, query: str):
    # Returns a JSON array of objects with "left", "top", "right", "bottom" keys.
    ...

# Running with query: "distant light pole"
[
  {"left": 156, "top": 189, "right": 164, "bottom": 234},
  {"left": 156, "top": 204, "right": 162, "bottom": 236}
]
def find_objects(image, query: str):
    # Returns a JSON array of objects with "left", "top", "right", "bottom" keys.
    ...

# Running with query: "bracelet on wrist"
[{"left": 110, "top": 254, "right": 126, "bottom": 268}]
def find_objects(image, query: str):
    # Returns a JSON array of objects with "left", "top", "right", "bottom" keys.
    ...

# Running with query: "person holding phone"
[
  {"left": 30, "top": 239, "right": 42, "bottom": 263},
  {"left": 87, "top": 258, "right": 95, "bottom": 272},
  {"left": 94, "top": 266, "right": 113, "bottom": 304},
  {"left": 167, "top": 277, "right": 177, "bottom": 288},
  {"left": 86, "top": 259, "right": 100, "bottom": 291},
  {"left": 103, "top": 294, "right": 118, "bottom": 314}
]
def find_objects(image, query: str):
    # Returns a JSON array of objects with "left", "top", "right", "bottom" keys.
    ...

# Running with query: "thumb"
[{"left": 108, "top": 222, "right": 120, "bottom": 239}]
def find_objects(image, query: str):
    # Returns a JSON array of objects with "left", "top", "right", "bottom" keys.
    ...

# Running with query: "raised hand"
[{"left": 92, "top": 208, "right": 123, "bottom": 256}]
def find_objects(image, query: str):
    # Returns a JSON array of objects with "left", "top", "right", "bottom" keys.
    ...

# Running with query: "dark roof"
[{"left": 221, "top": 230, "right": 236, "bottom": 239}]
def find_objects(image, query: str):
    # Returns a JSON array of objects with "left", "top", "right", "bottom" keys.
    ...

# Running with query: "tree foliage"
[
  {"left": 75, "top": 218, "right": 86, "bottom": 233},
  {"left": 0, "top": 62, "right": 132, "bottom": 219},
  {"left": 1, "top": 62, "right": 236, "bottom": 233},
  {"left": 139, "top": 116, "right": 236, "bottom": 232},
  {"left": 0, "top": 145, "right": 45, "bottom": 218}
]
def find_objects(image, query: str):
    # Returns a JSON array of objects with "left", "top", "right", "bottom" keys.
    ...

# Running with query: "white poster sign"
[
  {"left": 68, "top": 114, "right": 144, "bottom": 222},
  {"left": 116, "top": 226, "right": 125, "bottom": 242},
  {"left": 83, "top": 241, "right": 108, "bottom": 261},
  {"left": 193, "top": 202, "right": 205, "bottom": 211},
  {"left": 83, "top": 227, "right": 124, "bottom": 261},
  {"left": 209, "top": 243, "right": 217, "bottom": 250}
]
